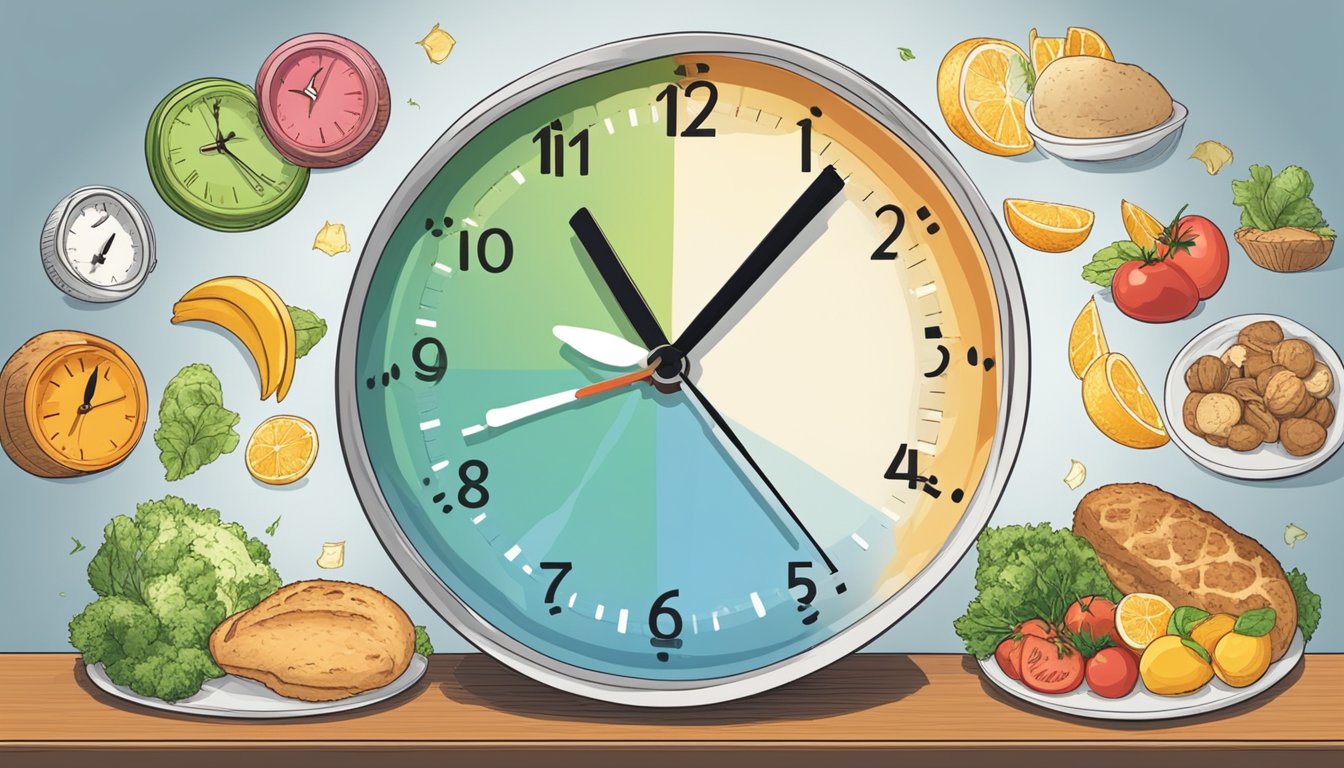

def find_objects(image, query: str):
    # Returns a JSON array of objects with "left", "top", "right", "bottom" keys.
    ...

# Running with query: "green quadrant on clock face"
[{"left": 355, "top": 54, "right": 985, "bottom": 680}]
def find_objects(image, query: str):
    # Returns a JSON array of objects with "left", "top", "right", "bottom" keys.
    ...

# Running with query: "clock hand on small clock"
[
  {"left": 90, "top": 232, "right": 115, "bottom": 271},
  {"left": 66, "top": 367, "right": 100, "bottom": 436},
  {"left": 461, "top": 364, "right": 656, "bottom": 436},
  {"left": 673, "top": 164, "right": 843, "bottom": 355},
  {"left": 209, "top": 132, "right": 270, "bottom": 194},
  {"left": 288, "top": 66, "right": 324, "bottom": 117},
  {"left": 569, "top": 208, "right": 671, "bottom": 353},
  {"left": 85, "top": 394, "right": 127, "bottom": 412}
]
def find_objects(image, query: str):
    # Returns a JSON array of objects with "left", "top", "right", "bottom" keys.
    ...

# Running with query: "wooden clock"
[{"left": 1, "top": 331, "right": 148, "bottom": 478}]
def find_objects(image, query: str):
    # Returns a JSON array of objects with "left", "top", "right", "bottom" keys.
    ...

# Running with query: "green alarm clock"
[{"left": 146, "top": 78, "right": 309, "bottom": 231}]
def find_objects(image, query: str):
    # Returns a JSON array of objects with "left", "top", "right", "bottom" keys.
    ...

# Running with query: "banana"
[
  {"left": 174, "top": 277, "right": 296, "bottom": 401},
  {"left": 172, "top": 298, "right": 274, "bottom": 398}
]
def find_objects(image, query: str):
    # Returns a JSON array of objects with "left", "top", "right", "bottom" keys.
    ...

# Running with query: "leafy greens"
[
  {"left": 1081, "top": 240, "right": 1146, "bottom": 288},
  {"left": 153, "top": 364, "right": 239, "bottom": 481},
  {"left": 1231, "top": 164, "right": 1335, "bottom": 237},
  {"left": 287, "top": 305, "right": 328, "bottom": 359}
]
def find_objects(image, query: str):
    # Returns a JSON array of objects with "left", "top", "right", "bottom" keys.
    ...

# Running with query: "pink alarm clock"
[{"left": 256, "top": 33, "right": 391, "bottom": 168}]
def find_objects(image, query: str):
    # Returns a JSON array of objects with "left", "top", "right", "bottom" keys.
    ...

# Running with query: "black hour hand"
[{"left": 569, "top": 207, "right": 669, "bottom": 352}]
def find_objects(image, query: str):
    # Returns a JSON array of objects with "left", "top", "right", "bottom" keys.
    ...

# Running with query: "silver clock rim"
[
  {"left": 39, "top": 186, "right": 156, "bottom": 303},
  {"left": 337, "top": 31, "right": 1030, "bottom": 706}
]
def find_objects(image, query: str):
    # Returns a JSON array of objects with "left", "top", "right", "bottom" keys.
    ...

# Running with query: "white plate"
[
  {"left": 1164, "top": 314, "right": 1343, "bottom": 480},
  {"left": 1024, "top": 97, "right": 1187, "bottom": 162},
  {"left": 85, "top": 654, "right": 427, "bottom": 718},
  {"left": 979, "top": 630, "right": 1304, "bottom": 720}
]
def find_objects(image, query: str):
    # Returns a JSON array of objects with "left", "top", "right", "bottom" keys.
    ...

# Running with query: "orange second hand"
[{"left": 575, "top": 364, "right": 655, "bottom": 399}]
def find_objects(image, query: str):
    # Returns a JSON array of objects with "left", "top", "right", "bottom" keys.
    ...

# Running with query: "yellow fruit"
[
  {"left": 1116, "top": 592, "right": 1174, "bottom": 652},
  {"left": 1003, "top": 199, "right": 1095, "bottom": 253},
  {"left": 1212, "top": 632, "right": 1272, "bottom": 688},
  {"left": 1190, "top": 613, "right": 1237, "bottom": 655},
  {"left": 246, "top": 415, "right": 318, "bottom": 486},
  {"left": 1082, "top": 353, "right": 1169, "bottom": 448},
  {"left": 1121, "top": 200, "right": 1165, "bottom": 251},
  {"left": 1063, "top": 26, "right": 1114, "bottom": 59},
  {"left": 1068, "top": 298, "right": 1109, "bottom": 379},
  {"left": 1028, "top": 28, "right": 1065, "bottom": 75},
  {"left": 172, "top": 299, "right": 272, "bottom": 396},
  {"left": 937, "top": 38, "right": 1033, "bottom": 156},
  {"left": 1140, "top": 635, "right": 1214, "bottom": 696},
  {"left": 175, "top": 277, "right": 296, "bottom": 402}
]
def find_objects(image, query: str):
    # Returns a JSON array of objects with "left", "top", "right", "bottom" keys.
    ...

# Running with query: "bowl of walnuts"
[{"left": 1164, "top": 314, "right": 1343, "bottom": 479}]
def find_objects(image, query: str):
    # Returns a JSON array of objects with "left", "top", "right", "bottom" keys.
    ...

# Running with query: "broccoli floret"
[
  {"left": 414, "top": 625, "right": 434, "bottom": 656},
  {"left": 69, "top": 496, "right": 280, "bottom": 702}
]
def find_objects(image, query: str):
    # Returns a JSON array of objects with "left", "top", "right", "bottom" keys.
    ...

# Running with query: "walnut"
[
  {"left": 1204, "top": 433, "right": 1229, "bottom": 448},
  {"left": 1305, "top": 398, "right": 1336, "bottom": 429},
  {"left": 1227, "top": 424, "right": 1264, "bottom": 452},
  {"left": 1280, "top": 418, "right": 1327, "bottom": 457},
  {"left": 1256, "top": 365, "right": 1287, "bottom": 393},
  {"left": 1265, "top": 370, "right": 1309, "bottom": 416},
  {"left": 1221, "top": 344, "right": 1249, "bottom": 370},
  {"left": 1238, "top": 321, "right": 1284, "bottom": 353},
  {"left": 1242, "top": 400, "right": 1281, "bottom": 443},
  {"left": 1183, "top": 392, "right": 1204, "bottom": 436},
  {"left": 1222, "top": 378, "right": 1262, "bottom": 403},
  {"left": 1302, "top": 362, "right": 1334, "bottom": 399},
  {"left": 1292, "top": 389, "right": 1316, "bottom": 418},
  {"left": 1243, "top": 352, "right": 1274, "bottom": 379},
  {"left": 1185, "top": 356, "right": 1229, "bottom": 393},
  {"left": 1195, "top": 393, "right": 1242, "bottom": 438},
  {"left": 1272, "top": 339, "right": 1316, "bottom": 377}
]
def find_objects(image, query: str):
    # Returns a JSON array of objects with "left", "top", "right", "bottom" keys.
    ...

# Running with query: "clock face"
[
  {"left": 29, "top": 342, "right": 146, "bottom": 470},
  {"left": 256, "top": 34, "right": 391, "bottom": 167},
  {"left": 62, "top": 195, "right": 145, "bottom": 289},
  {"left": 342, "top": 35, "right": 1025, "bottom": 702},
  {"left": 146, "top": 78, "right": 309, "bottom": 231}
]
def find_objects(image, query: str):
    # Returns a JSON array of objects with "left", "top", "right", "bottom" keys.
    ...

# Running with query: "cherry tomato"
[
  {"left": 1158, "top": 214, "right": 1228, "bottom": 300},
  {"left": 1085, "top": 646, "right": 1140, "bottom": 698},
  {"left": 1063, "top": 596, "right": 1117, "bottom": 645},
  {"left": 1112, "top": 259, "right": 1200, "bottom": 323},
  {"left": 1021, "top": 636, "right": 1085, "bottom": 694},
  {"left": 994, "top": 619, "right": 1055, "bottom": 681}
]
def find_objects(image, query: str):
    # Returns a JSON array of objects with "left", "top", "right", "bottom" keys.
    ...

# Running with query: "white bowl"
[
  {"left": 1164, "top": 314, "right": 1343, "bottom": 480},
  {"left": 1024, "top": 97, "right": 1187, "bottom": 162}
]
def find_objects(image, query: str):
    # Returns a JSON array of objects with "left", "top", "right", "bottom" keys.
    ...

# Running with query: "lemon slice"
[
  {"left": 1003, "top": 198, "right": 1094, "bottom": 253},
  {"left": 1116, "top": 593, "right": 1174, "bottom": 652},
  {"left": 1121, "top": 200, "right": 1164, "bottom": 251},
  {"left": 1028, "top": 28, "right": 1065, "bottom": 75},
  {"left": 246, "top": 415, "right": 318, "bottom": 485},
  {"left": 1082, "top": 353, "right": 1168, "bottom": 448},
  {"left": 1063, "top": 26, "right": 1114, "bottom": 59},
  {"left": 1068, "top": 298, "right": 1109, "bottom": 379},
  {"left": 937, "top": 38, "right": 1033, "bottom": 156}
]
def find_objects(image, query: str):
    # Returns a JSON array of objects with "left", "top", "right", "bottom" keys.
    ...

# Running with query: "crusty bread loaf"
[
  {"left": 209, "top": 580, "right": 415, "bottom": 701},
  {"left": 1073, "top": 483, "right": 1296, "bottom": 660}
]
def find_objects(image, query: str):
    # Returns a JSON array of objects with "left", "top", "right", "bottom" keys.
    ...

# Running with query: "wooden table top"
[{"left": 3, "top": 653, "right": 1341, "bottom": 767}]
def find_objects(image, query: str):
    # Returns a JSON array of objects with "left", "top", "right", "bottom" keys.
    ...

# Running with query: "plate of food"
[
  {"left": 1024, "top": 55, "right": 1185, "bottom": 162},
  {"left": 956, "top": 483, "right": 1322, "bottom": 721},
  {"left": 1164, "top": 314, "right": 1341, "bottom": 480},
  {"left": 69, "top": 497, "right": 435, "bottom": 718}
]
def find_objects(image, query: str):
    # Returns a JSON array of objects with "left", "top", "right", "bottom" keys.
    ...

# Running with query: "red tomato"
[
  {"left": 1021, "top": 636, "right": 1085, "bottom": 694},
  {"left": 1112, "top": 259, "right": 1200, "bottom": 323},
  {"left": 1085, "top": 646, "right": 1140, "bottom": 698},
  {"left": 1158, "top": 214, "right": 1228, "bottom": 300},
  {"left": 994, "top": 619, "right": 1055, "bottom": 681},
  {"left": 1063, "top": 596, "right": 1117, "bottom": 645}
]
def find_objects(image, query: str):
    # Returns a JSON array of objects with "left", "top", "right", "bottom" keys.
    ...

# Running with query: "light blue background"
[{"left": 2, "top": 0, "right": 1339, "bottom": 657}]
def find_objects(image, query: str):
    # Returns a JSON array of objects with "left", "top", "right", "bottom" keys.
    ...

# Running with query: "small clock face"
[
  {"left": 341, "top": 35, "right": 1025, "bottom": 703},
  {"left": 257, "top": 34, "right": 391, "bottom": 167},
  {"left": 146, "top": 78, "right": 309, "bottom": 231},
  {"left": 29, "top": 342, "right": 146, "bottom": 470},
  {"left": 62, "top": 195, "right": 145, "bottom": 288}
]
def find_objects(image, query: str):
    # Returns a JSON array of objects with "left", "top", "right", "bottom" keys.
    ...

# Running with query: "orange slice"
[
  {"left": 1121, "top": 200, "right": 1165, "bottom": 251},
  {"left": 1003, "top": 198, "right": 1094, "bottom": 253},
  {"left": 1082, "top": 353, "right": 1169, "bottom": 448},
  {"left": 1068, "top": 298, "right": 1109, "bottom": 379},
  {"left": 1116, "top": 593, "right": 1175, "bottom": 652},
  {"left": 937, "top": 38, "right": 1033, "bottom": 156},
  {"left": 1063, "top": 26, "right": 1114, "bottom": 59},
  {"left": 1028, "top": 27, "right": 1065, "bottom": 75},
  {"left": 246, "top": 415, "right": 318, "bottom": 485}
]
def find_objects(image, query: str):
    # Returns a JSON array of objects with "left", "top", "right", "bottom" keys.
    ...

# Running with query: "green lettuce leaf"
[
  {"left": 1081, "top": 240, "right": 1145, "bottom": 288},
  {"left": 1231, "top": 164, "right": 1333, "bottom": 236},
  {"left": 153, "top": 364, "right": 240, "bottom": 481},
  {"left": 1286, "top": 568, "right": 1322, "bottom": 642},
  {"left": 288, "top": 306, "right": 328, "bottom": 359}
]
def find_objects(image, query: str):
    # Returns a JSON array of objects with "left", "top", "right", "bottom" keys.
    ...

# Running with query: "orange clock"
[{"left": 1, "top": 331, "right": 147, "bottom": 477}]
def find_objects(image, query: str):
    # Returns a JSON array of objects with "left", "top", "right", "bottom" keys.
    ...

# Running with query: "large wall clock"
[{"left": 338, "top": 33, "right": 1028, "bottom": 705}]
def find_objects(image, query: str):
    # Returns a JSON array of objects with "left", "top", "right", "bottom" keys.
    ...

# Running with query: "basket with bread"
[{"left": 956, "top": 483, "right": 1321, "bottom": 717}]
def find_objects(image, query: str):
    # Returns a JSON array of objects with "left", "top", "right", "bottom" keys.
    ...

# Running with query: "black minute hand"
[
  {"left": 674, "top": 165, "right": 843, "bottom": 354},
  {"left": 569, "top": 207, "right": 670, "bottom": 352}
]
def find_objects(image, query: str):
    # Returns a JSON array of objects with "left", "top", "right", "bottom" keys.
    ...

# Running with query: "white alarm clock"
[{"left": 40, "top": 186, "right": 156, "bottom": 302}]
